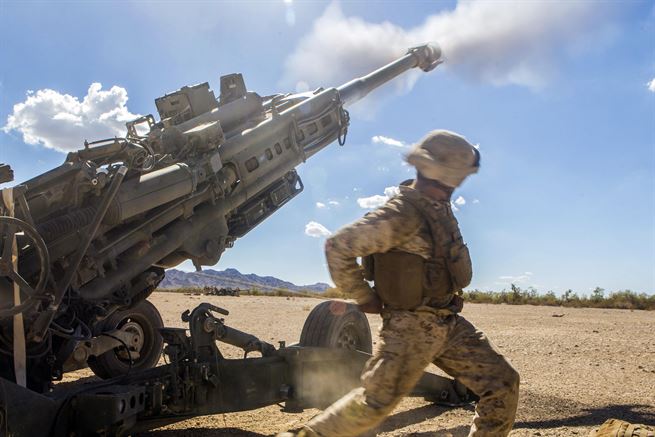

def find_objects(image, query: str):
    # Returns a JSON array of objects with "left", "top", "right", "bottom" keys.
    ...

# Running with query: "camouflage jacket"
[{"left": 325, "top": 182, "right": 463, "bottom": 304}]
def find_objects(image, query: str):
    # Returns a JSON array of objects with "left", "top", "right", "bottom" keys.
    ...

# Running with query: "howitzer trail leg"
[
  {"left": 432, "top": 316, "right": 519, "bottom": 437},
  {"left": 303, "top": 310, "right": 453, "bottom": 437}
]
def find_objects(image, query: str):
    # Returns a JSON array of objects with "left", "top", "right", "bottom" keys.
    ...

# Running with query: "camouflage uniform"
[{"left": 302, "top": 184, "right": 519, "bottom": 437}]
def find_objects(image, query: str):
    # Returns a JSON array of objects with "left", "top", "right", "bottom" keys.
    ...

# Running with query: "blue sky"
[{"left": 1, "top": 1, "right": 653, "bottom": 294}]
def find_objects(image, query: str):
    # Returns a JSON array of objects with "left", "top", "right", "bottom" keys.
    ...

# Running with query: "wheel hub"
[
  {"left": 336, "top": 325, "right": 359, "bottom": 350},
  {"left": 117, "top": 320, "right": 145, "bottom": 360}
]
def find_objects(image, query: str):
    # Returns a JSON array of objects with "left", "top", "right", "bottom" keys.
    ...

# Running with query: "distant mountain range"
[{"left": 159, "top": 268, "right": 330, "bottom": 293}]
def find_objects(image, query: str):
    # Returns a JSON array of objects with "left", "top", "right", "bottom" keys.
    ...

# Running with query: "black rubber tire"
[
  {"left": 88, "top": 300, "right": 163, "bottom": 379},
  {"left": 299, "top": 300, "right": 372, "bottom": 354}
]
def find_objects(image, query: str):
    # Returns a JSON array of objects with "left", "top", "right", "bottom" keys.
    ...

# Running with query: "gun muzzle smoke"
[{"left": 337, "top": 43, "right": 442, "bottom": 106}]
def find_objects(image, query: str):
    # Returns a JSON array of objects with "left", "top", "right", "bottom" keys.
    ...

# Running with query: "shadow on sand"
[
  {"left": 357, "top": 392, "right": 654, "bottom": 437},
  {"left": 135, "top": 392, "right": 655, "bottom": 436},
  {"left": 135, "top": 427, "right": 268, "bottom": 437},
  {"left": 375, "top": 402, "right": 473, "bottom": 436},
  {"left": 515, "top": 403, "right": 655, "bottom": 430}
]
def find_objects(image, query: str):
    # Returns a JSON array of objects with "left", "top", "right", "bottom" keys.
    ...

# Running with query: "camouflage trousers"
[{"left": 304, "top": 308, "right": 520, "bottom": 437}]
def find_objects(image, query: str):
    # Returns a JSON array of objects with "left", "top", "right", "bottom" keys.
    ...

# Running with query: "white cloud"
[
  {"left": 648, "top": 78, "right": 655, "bottom": 92},
  {"left": 383, "top": 186, "right": 400, "bottom": 198},
  {"left": 316, "top": 200, "right": 340, "bottom": 209},
  {"left": 357, "top": 186, "right": 400, "bottom": 209},
  {"left": 372, "top": 135, "right": 405, "bottom": 148},
  {"left": 454, "top": 195, "right": 466, "bottom": 206},
  {"left": 283, "top": 1, "right": 615, "bottom": 92},
  {"left": 305, "top": 221, "right": 332, "bottom": 238},
  {"left": 472, "top": 199, "right": 480, "bottom": 204},
  {"left": 497, "top": 272, "right": 534, "bottom": 284},
  {"left": 3, "top": 83, "right": 138, "bottom": 152},
  {"left": 357, "top": 195, "right": 388, "bottom": 209}
]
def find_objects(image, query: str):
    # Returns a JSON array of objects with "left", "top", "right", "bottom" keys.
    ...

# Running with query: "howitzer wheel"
[
  {"left": 300, "top": 300, "right": 372, "bottom": 354},
  {"left": 88, "top": 300, "right": 163, "bottom": 379},
  {"left": 0, "top": 216, "right": 50, "bottom": 318}
]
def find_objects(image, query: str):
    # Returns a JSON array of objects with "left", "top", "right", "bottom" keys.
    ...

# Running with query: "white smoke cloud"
[
  {"left": 357, "top": 186, "right": 400, "bottom": 209},
  {"left": 3, "top": 83, "right": 138, "bottom": 152},
  {"left": 305, "top": 221, "right": 332, "bottom": 238},
  {"left": 284, "top": 0, "right": 296, "bottom": 26},
  {"left": 283, "top": 1, "right": 614, "bottom": 91},
  {"left": 372, "top": 135, "right": 406, "bottom": 148},
  {"left": 648, "top": 78, "right": 655, "bottom": 92}
]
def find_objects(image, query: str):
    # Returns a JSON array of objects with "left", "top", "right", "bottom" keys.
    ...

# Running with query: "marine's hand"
[{"left": 358, "top": 294, "right": 383, "bottom": 314}]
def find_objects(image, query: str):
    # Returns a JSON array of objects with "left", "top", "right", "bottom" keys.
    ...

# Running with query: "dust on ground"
[{"left": 69, "top": 292, "right": 655, "bottom": 436}]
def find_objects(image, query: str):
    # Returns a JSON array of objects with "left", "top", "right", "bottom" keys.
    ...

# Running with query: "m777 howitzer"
[{"left": 0, "top": 44, "right": 475, "bottom": 436}]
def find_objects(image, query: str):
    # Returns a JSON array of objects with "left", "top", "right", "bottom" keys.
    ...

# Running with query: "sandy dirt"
[{"left": 65, "top": 292, "right": 655, "bottom": 436}]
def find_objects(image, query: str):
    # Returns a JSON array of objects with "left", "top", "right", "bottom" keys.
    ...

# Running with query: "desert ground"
[{"left": 65, "top": 292, "right": 655, "bottom": 436}]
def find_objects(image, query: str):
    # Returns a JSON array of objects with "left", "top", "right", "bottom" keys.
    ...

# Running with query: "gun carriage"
[{"left": 0, "top": 44, "right": 474, "bottom": 435}]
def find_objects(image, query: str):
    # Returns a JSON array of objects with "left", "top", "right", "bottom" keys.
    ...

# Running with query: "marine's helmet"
[{"left": 405, "top": 130, "right": 480, "bottom": 188}]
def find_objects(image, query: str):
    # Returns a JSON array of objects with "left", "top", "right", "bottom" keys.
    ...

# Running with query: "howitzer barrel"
[{"left": 337, "top": 43, "right": 442, "bottom": 106}]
